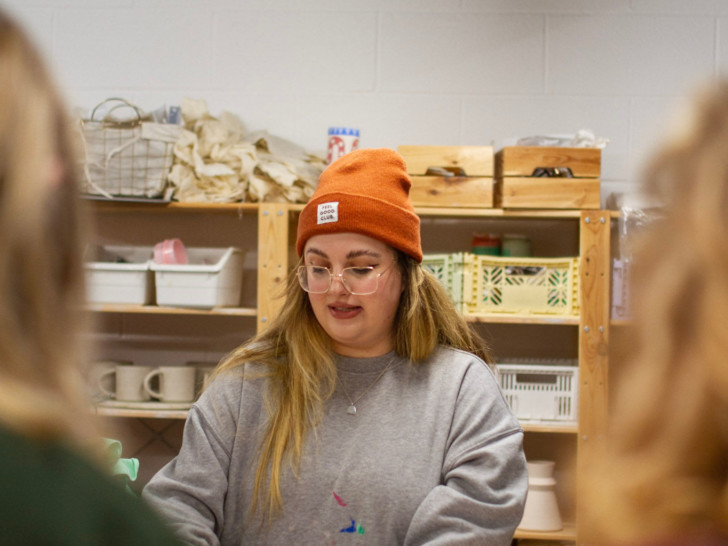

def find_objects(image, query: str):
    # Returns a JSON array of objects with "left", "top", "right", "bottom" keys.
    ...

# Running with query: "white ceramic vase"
[{"left": 519, "top": 459, "right": 563, "bottom": 532}]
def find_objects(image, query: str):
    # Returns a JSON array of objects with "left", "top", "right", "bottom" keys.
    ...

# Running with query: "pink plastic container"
[{"left": 154, "top": 238, "right": 188, "bottom": 265}]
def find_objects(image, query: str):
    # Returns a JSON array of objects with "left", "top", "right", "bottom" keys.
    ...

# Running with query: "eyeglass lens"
[{"left": 298, "top": 266, "right": 380, "bottom": 295}]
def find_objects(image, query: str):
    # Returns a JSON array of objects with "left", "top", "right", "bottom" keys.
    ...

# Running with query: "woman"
[
  {"left": 0, "top": 9, "right": 179, "bottom": 545},
  {"left": 582, "top": 80, "right": 728, "bottom": 545},
  {"left": 144, "top": 148, "right": 527, "bottom": 544}
]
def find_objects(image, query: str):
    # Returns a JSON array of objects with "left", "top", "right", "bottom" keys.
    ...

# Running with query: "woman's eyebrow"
[
  {"left": 346, "top": 250, "right": 381, "bottom": 259},
  {"left": 305, "top": 248, "right": 328, "bottom": 259},
  {"left": 305, "top": 248, "right": 382, "bottom": 260}
]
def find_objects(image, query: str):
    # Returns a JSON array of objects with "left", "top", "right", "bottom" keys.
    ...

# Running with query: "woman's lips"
[{"left": 328, "top": 303, "right": 361, "bottom": 319}]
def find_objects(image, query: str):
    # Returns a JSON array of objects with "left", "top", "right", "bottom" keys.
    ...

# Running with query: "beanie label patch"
[{"left": 317, "top": 202, "right": 339, "bottom": 225}]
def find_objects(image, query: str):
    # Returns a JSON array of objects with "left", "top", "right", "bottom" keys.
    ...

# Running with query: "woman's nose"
[{"left": 330, "top": 273, "right": 350, "bottom": 295}]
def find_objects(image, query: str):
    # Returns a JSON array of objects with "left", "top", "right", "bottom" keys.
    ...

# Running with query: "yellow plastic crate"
[{"left": 462, "top": 254, "right": 580, "bottom": 317}]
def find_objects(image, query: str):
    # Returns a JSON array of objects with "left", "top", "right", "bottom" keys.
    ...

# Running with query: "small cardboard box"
[
  {"left": 495, "top": 146, "right": 601, "bottom": 209},
  {"left": 398, "top": 145, "right": 494, "bottom": 208}
]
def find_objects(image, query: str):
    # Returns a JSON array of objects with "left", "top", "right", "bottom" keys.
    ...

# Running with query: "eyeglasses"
[{"left": 297, "top": 263, "right": 394, "bottom": 295}]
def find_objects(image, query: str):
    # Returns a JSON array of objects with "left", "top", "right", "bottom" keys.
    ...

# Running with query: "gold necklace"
[{"left": 338, "top": 359, "right": 396, "bottom": 415}]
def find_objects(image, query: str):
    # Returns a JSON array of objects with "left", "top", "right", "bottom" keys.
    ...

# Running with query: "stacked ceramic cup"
[{"left": 519, "top": 460, "right": 563, "bottom": 532}]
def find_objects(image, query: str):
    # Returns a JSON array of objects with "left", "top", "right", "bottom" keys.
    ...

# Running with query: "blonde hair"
[
  {"left": 214, "top": 251, "right": 490, "bottom": 522},
  {"left": 0, "top": 11, "right": 96, "bottom": 446},
  {"left": 582, "top": 80, "right": 728, "bottom": 542}
]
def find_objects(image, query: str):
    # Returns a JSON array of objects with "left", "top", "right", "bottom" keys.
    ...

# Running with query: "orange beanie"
[{"left": 296, "top": 148, "right": 422, "bottom": 262}]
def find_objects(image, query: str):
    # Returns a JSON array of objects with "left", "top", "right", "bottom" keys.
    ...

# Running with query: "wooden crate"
[
  {"left": 398, "top": 145, "right": 494, "bottom": 208},
  {"left": 495, "top": 146, "right": 601, "bottom": 210}
]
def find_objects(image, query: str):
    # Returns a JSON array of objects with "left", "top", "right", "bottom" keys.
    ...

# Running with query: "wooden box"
[
  {"left": 495, "top": 146, "right": 601, "bottom": 209},
  {"left": 397, "top": 145, "right": 494, "bottom": 208}
]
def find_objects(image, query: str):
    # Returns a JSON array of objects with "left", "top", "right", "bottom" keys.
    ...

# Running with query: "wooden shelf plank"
[
  {"left": 521, "top": 422, "right": 577, "bottom": 434},
  {"left": 416, "top": 207, "right": 583, "bottom": 219},
  {"left": 87, "top": 304, "right": 257, "bottom": 317},
  {"left": 466, "top": 314, "right": 579, "bottom": 325},
  {"left": 514, "top": 522, "right": 576, "bottom": 541},
  {"left": 86, "top": 199, "right": 260, "bottom": 214},
  {"left": 95, "top": 407, "right": 189, "bottom": 420}
]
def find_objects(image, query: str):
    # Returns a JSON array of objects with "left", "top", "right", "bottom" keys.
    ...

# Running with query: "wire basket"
[{"left": 79, "top": 98, "right": 181, "bottom": 198}]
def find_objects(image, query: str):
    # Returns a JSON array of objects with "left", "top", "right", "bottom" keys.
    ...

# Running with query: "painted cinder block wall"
[
  {"left": 6, "top": 0, "right": 728, "bottom": 202},
  {"left": 7, "top": 0, "right": 726, "bottom": 485}
]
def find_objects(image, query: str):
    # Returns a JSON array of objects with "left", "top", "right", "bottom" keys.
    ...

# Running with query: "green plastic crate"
[{"left": 421, "top": 252, "right": 466, "bottom": 310}]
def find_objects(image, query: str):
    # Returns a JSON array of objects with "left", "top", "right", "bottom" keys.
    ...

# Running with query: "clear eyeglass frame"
[{"left": 296, "top": 264, "right": 393, "bottom": 295}]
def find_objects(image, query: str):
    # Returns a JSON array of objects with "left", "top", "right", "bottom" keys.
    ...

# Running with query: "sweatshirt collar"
[{"left": 334, "top": 350, "right": 400, "bottom": 374}]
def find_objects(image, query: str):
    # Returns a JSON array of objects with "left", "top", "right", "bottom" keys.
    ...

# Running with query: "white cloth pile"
[
  {"left": 167, "top": 98, "right": 325, "bottom": 203},
  {"left": 516, "top": 129, "right": 610, "bottom": 149}
]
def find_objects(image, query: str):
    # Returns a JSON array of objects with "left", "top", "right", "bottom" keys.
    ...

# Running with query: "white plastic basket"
[
  {"left": 151, "top": 247, "right": 245, "bottom": 309},
  {"left": 495, "top": 362, "right": 578, "bottom": 424},
  {"left": 85, "top": 245, "right": 154, "bottom": 305}
]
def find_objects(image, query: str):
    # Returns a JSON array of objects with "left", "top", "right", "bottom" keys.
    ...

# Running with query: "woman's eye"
[
  {"left": 349, "top": 267, "right": 374, "bottom": 277},
  {"left": 310, "top": 266, "right": 329, "bottom": 277}
]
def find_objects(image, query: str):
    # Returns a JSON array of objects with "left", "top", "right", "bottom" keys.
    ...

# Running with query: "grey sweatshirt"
[{"left": 143, "top": 346, "right": 527, "bottom": 545}]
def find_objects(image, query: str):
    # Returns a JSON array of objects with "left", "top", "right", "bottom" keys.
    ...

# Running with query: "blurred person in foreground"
[
  {"left": 143, "top": 147, "right": 528, "bottom": 544},
  {"left": 0, "top": 8, "right": 179, "bottom": 544},
  {"left": 582, "top": 80, "right": 728, "bottom": 546}
]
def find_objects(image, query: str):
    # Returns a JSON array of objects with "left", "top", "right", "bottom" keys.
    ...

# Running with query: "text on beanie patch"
[{"left": 317, "top": 202, "right": 339, "bottom": 225}]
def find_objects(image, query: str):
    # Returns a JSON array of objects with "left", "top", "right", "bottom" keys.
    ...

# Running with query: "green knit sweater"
[{"left": 0, "top": 426, "right": 180, "bottom": 545}]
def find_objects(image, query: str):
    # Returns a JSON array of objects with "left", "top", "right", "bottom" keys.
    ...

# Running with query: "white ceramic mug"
[
  {"left": 89, "top": 360, "right": 118, "bottom": 398},
  {"left": 189, "top": 363, "right": 216, "bottom": 396},
  {"left": 98, "top": 364, "right": 153, "bottom": 402},
  {"left": 143, "top": 366, "right": 196, "bottom": 402}
]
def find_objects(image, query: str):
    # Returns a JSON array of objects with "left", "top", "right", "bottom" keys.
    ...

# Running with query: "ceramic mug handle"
[
  {"left": 98, "top": 369, "right": 117, "bottom": 398},
  {"left": 143, "top": 369, "right": 162, "bottom": 399}
]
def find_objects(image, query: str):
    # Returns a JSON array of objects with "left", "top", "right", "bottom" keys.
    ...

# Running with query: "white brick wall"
[{"left": 6, "top": 0, "right": 728, "bottom": 200}]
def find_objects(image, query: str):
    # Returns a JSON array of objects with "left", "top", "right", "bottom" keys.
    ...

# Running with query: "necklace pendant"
[{"left": 346, "top": 405, "right": 357, "bottom": 415}]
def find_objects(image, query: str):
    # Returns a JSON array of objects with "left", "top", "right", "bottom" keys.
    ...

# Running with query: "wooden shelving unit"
[{"left": 89, "top": 200, "right": 610, "bottom": 544}]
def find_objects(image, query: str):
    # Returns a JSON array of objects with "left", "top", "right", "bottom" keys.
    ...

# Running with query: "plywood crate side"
[
  {"left": 411, "top": 176, "right": 493, "bottom": 208},
  {"left": 398, "top": 145, "right": 494, "bottom": 176},
  {"left": 496, "top": 177, "right": 600, "bottom": 210},
  {"left": 496, "top": 146, "right": 601, "bottom": 178}
]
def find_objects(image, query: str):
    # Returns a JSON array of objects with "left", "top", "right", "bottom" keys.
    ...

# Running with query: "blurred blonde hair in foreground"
[
  {"left": 582, "top": 80, "right": 728, "bottom": 544},
  {"left": 0, "top": 10, "right": 96, "bottom": 445}
]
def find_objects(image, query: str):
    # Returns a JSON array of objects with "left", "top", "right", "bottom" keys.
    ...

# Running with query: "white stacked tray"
[
  {"left": 151, "top": 247, "right": 245, "bottom": 309},
  {"left": 85, "top": 245, "right": 154, "bottom": 305}
]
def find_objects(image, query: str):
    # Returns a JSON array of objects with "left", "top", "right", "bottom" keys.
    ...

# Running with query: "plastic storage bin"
[
  {"left": 85, "top": 245, "right": 154, "bottom": 305},
  {"left": 495, "top": 362, "right": 578, "bottom": 424},
  {"left": 422, "top": 252, "right": 466, "bottom": 309},
  {"left": 151, "top": 247, "right": 245, "bottom": 309},
  {"left": 463, "top": 254, "right": 580, "bottom": 317}
]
